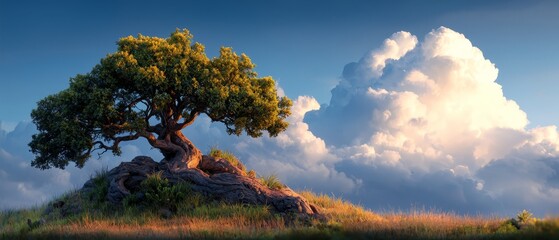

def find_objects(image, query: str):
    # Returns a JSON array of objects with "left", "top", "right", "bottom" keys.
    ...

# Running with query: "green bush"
[
  {"left": 496, "top": 221, "right": 518, "bottom": 233},
  {"left": 260, "top": 174, "right": 284, "bottom": 190},
  {"left": 87, "top": 168, "right": 109, "bottom": 204},
  {"left": 497, "top": 209, "right": 538, "bottom": 232},
  {"left": 140, "top": 171, "right": 191, "bottom": 210},
  {"left": 208, "top": 147, "right": 246, "bottom": 172},
  {"left": 122, "top": 193, "right": 142, "bottom": 210}
]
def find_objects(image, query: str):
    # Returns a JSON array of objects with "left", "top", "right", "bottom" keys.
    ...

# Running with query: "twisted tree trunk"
[
  {"left": 81, "top": 126, "right": 321, "bottom": 216},
  {"left": 158, "top": 131, "right": 202, "bottom": 171}
]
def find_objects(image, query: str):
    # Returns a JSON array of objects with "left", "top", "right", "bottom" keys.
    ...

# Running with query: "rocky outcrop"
[{"left": 81, "top": 155, "right": 320, "bottom": 216}]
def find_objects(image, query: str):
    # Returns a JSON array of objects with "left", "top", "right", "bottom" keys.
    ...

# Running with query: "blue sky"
[
  {"left": 1, "top": 0, "right": 559, "bottom": 216},
  {"left": 1, "top": 0, "right": 558, "bottom": 128}
]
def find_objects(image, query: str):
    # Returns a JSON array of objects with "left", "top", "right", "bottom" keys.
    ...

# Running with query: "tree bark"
[{"left": 159, "top": 131, "right": 202, "bottom": 171}]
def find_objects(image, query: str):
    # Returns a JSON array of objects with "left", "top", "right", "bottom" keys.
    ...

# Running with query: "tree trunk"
[{"left": 160, "top": 131, "right": 202, "bottom": 172}]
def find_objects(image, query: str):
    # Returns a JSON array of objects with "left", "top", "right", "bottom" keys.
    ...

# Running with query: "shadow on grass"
[{"left": 2, "top": 225, "right": 557, "bottom": 240}]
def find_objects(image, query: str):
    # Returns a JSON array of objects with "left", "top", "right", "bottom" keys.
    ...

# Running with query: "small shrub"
[
  {"left": 176, "top": 192, "right": 205, "bottom": 214},
  {"left": 260, "top": 174, "right": 284, "bottom": 190},
  {"left": 122, "top": 193, "right": 142, "bottom": 209},
  {"left": 517, "top": 209, "right": 535, "bottom": 224},
  {"left": 496, "top": 221, "right": 519, "bottom": 233},
  {"left": 87, "top": 168, "right": 109, "bottom": 204},
  {"left": 208, "top": 147, "right": 246, "bottom": 172},
  {"left": 141, "top": 171, "right": 191, "bottom": 210}
]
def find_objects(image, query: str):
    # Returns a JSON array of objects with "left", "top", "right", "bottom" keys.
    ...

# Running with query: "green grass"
[
  {"left": 1, "top": 166, "right": 558, "bottom": 239},
  {"left": 208, "top": 146, "right": 247, "bottom": 172},
  {"left": 259, "top": 174, "right": 284, "bottom": 190}
]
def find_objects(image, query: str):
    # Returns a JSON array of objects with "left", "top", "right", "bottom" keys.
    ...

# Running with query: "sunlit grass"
[
  {"left": 1, "top": 170, "right": 558, "bottom": 239},
  {"left": 300, "top": 191, "right": 383, "bottom": 224},
  {"left": 208, "top": 146, "right": 247, "bottom": 172},
  {"left": 2, "top": 198, "right": 558, "bottom": 239},
  {"left": 259, "top": 174, "right": 284, "bottom": 190}
]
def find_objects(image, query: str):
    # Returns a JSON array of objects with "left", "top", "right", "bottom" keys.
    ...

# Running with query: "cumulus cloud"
[
  {"left": 177, "top": 24, "right": 559, "bottom": 216},
  {"left": 305, "top": 26, "right": 559, "bottom": 216}
]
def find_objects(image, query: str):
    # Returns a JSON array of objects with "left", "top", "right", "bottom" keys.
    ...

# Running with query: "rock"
[
  {"left": 81, "top": 156, "right": 161, "bottom": 205},
  {"left": 81, "top": 155, "right": 320, "bottom": 216},
  {"left": 52, "top": 200, "right": 65, "bottom": 208},
  {"left": 163, "top": 164, "right": 319, "bottom": 215},
  {"left": 27, "top": 218, "right": 46, "bottom": 229},
  {"left": 42, "top": 192, "right": 84, "bottom": 220},
  {"left": 43, "top": 200, "right": 65, "bottom": 217},
  {"left": 199, "top": 155, "right": 247, "bottom": 176}
]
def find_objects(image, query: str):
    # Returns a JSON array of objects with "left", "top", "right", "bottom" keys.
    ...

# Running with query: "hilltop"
[
  {"left": 2, "top": 190, "right": 558, "bottom": 239},
  {"left": 1, "top": 149, "right": 558, "bottom": 239}
]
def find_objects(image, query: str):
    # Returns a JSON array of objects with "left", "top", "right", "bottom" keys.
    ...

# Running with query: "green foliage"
[
  {"left": 260, "top": 174, "right": 284, "bottom": 190},
  {"left": 122, "top": 193, "right": 142, "bottom": 210},
  {"left": 496, "top": 209, "right": 538, "bottom": 233},
  {"left": 0, "top": 206, "right": 43, "bottom": 235},
  {"left": 208, "top": 146, "right": 246, "bottom": 172},
  {"left": 496, "top": 221, "right": 519, "bottom": 233},
  {"left": 87, "top": 168, "right": 109, "bottom": 204},
  {"left": 175, "top": 192, "right": 205, "bottom": 213},
  {"left": 29, "top": 29, "right": 292, "bottom": 170},
  {"left": 140, "top": 171, "right": 192, "bottom": 210}
]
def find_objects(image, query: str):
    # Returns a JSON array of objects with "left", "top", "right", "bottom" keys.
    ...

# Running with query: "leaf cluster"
[{"left": 29, "top": 29, "right": 292, "bottom": 169}]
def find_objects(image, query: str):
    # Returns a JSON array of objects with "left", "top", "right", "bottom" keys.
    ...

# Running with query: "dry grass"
[
  {"left": 208, "top": 147, "right": 246, "bottom": 172},
  {"left": 369, "top": 210, "right": 500, "bottom": 239},
  {"left": 31, "top": 216, "right": 287, "bottom": 239},
  {"left": 2, "top": 201, "right": 558, "bottom": 239},
  {"left": 300, "top": 191, "right": 383, "bottom": 224},
  {"left": 2, "top": 183, "right": 558, "bottom": 239},
  {"left": 299, "top": 191, "right": 559, "bottom": 239},
  {"left": 259, "top": 174, "right": 284, "bottom": 190}
]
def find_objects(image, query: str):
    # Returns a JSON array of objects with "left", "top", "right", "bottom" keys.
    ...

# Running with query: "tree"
[{"left": 29, "top": 29, "right": 292, "bottom": 171}]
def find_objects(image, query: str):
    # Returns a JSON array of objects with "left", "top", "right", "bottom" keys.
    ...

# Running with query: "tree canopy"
[{"left": 29, "top": 29, "right": 292, "bottom": 170}]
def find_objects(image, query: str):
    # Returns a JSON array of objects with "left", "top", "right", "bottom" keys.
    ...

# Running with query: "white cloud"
[
  {"left": 0, "top": 121, "right": 17, "bottom": 133},
  {"left": 305, "top": 26, "right": 559, "bottom": 216},
  {"left": 0, "top": 122, "right": 158, "bottom": 210},
  {"left": 366, "top": 31, "right": 418, "bottom": 79}
]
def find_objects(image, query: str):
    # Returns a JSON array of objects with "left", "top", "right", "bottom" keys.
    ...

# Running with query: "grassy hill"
[
  {"left": 1, "top": 150, "right": 558, "bottom": 239},
  {"left": 2, "top": 190, "right": 558, "bottom": 239}
]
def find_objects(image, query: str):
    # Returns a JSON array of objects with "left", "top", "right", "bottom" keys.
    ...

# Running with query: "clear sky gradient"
[{"left": 1, "top": 0, "right": 558, "bottom": 128}]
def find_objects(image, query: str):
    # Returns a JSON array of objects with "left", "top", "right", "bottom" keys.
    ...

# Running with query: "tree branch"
[
  {"left": 139, "top": 130, "right": 182, "bottom": 153},
  {"left": 176, "top": 110, "right": 199, "bottom": 130},
  {"left": 92, "top": 132, "right": 141, "bottom": 155}
]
